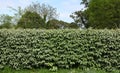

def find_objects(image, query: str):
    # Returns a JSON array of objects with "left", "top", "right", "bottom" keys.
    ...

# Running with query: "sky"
[{"left": 0, "top": 0, "right": 84, "bottom": 23}]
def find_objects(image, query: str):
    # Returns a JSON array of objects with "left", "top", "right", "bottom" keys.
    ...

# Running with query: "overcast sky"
[{"left": 0, "top": 0, "right": 84, "bottom": 23}]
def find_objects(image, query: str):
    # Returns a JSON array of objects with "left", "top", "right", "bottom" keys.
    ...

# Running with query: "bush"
[{"left": 0, "top": 29, "right": 120, "bottom": 71}]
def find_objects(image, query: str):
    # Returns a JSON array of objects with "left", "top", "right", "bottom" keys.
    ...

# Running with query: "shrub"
[{"left": 0, "top": 29, "right": 120, "bottom": 71}]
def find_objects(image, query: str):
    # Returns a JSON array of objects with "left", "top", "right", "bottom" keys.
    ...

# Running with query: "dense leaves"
[
  {"left": 86, "top": 0, "right": 120, "bottom": 29},
  {"left": 72, "top": 0, "right": 120, "bottom": 29},
  {"left": 0, "top": 14, "right": 13, "bottom": 29},
  {"left": 0, "top": 29, "right": 120, "bottom": 71},
  {"left": 25, "top": 2, "right": 58, "bottom": 22},
  {"left": 17, "top": 11, "right": 43, "bottom": 29}
]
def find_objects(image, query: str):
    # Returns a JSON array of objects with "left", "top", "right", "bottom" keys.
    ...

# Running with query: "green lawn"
[{"left": 0, "top": 67, "right": 119, "bottom": 73}]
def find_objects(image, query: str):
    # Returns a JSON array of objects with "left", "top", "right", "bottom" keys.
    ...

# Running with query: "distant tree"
[
  {"left": 57, "top": 20, "right": 70, "bottom": 29},
  {"left": 47, "top": 19, "right": 59, "bottom": 29},
  {"left": 0, "top": 14, "right": 13, "bottom": 29},
  {"left": 69, "top": 22, "right": 79, "bottom": 29},
  {"left": 17, "top": 11, "right": 43, "bottom": 29},
  {"left": 70, "top": 10, "right": 87, "bottom": 28},
  {"left": 70, "top": 0, "right": 89, "bottom": 28},
  {"left": 48, "top": 19, "right": 67, "bottom": 29},
  {"left": 47, "top": 19, "right": 78, "bottom": 29},
  {"left": 25, "top": 2, "right": 58, "bottom": 28},
  {"left": 9, "top": 6, "right": 25, "bottom": 25}
]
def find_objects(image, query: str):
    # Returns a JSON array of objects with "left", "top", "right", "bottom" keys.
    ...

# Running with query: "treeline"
[
  {"left": 0, "top": 0, "right": 120, "bottom": 29},
  {"left": 0, "top": 2, "right": 79, "bottom": 29}
]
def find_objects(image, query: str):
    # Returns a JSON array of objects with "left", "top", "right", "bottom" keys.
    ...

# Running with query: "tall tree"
[
  {"left": 17, "top": 11, "right": 43, "bottom": 29},
  {"left": 70, "top": 10, "right": 86, "bottom": 28},
  {"left": 86, "top": 0, "right": 120, "bottom": 29},
  {"left": 25, "top": 2, "right": 58, "bottom": 28},
  {"left": 70, "top": 0, "right": 89, "bottom": 28},
  {"left": 71, "top": 0, "right": 120, "bottom": 29}
]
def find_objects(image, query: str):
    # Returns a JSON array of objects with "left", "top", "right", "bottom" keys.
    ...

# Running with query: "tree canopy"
[
  {"left": 0, "top": 14, "right": 13, "bottom": 29},
  {"left": 25, "top": 2, "right": 58, "bottom": 22},
  {"left": 17, "top": 11, "right": 43, "bottom": 29},
  {"left": 71, "top": 0, "right": 120, "bottom": 29},
  {"left": 86, "top": 0, "right": 120, "bottom": 29}
]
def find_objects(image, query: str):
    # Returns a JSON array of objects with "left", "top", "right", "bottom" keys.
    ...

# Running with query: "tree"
[
  {"left": 48, "top": 19, "right": 79, "bottom": 29},
  {"left": 47, "top": 19, "right": 69, "bottom": 29},
  {"left": 69, "top": 22, "right": 79, "bottom": 29},
  {"left": 17, "top": 11, "right": 43, "bottom": 29},
  {"left": 71, "top": 0, "right": 120, "bottom": 29},
  {"left": 0, "top": 14, "right": 13, "bottom": 29},
  {"left": 70, "top": 0, "right": 89, "bottom": 28},
  {"left": 70, "top": 10, "right": 86, "bottom": 28},
  {"left": 81, "top": 0, "right": 90, "bottom": 7},
  {"left": 9, "top": 6, "right": 25, "bottom": 25},
  {"left": 25, "top": 2, "right": 58, "bottom": 28},
  {"left": 86, "top": 0, "right": 120, "bottom": 29}
]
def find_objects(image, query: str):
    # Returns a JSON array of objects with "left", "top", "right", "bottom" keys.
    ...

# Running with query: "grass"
[{"left": 0, "top": 67, "right": 119, "bottom": 73}]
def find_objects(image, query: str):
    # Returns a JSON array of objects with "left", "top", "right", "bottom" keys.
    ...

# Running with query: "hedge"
[{"left": 0, "top": 29, "right": 120, "bottom": 71}]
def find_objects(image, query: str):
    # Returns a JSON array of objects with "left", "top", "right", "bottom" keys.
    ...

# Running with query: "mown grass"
[{"left": 0, "top": 67, "right": 119, "bottom": 73}]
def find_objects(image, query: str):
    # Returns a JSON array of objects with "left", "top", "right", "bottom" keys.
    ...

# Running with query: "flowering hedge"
[{"left": 0, "top": 29, "right": 120, "bottom": 71}]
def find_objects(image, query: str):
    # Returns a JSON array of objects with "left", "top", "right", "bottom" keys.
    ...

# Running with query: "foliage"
[
  {"left": 0, "top": 14, "right": 13, "bottom": 29},
  {"left": 25, "top": 2, "right": 58, "bottom": 27},
  {"left": 0, "top": 29, "right": 120, "bottom": 72},
  {"left": 70, "top": 0, "right": 90, "bottom": 28},
  {"left": 17, "top": 11, "right": 43, "bottom": 29},
  {"left": 86, "top": 0, "right": 120, "bottom": 29},
  {"left": 48, "top": 19, "right": 75, "bottom": 29},
  {"left": 45, "top": 19, "right": 79, "bottom": 29},
  {"left": 70, "top": 11, "right": 86, "bottom": 28},
  {"left": 17, "top": 13, "right": 73, "bottom": 29},
  {"left": 9, "top": 7, "right": 25, "bottom": 25},
  {"left": 72, "top": 0, "right": 120, "bottom": 29},
  {"left": 26, "top": 2, "right": 58, "bottom": 21},
  {"left": 9, "top": 2, "right": 58, "bottom": 28},
  {"left": 81, "top": 0, "right": 90, "bottom": 7},
  {"left": 69, "top": 22, "right": 79, "bottom": 29}
]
